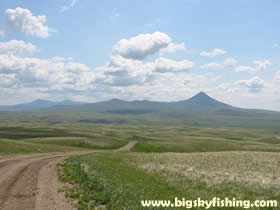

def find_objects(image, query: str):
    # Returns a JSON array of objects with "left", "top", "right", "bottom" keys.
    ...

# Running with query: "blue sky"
[{"left": 0, "top": 0, "right": 280, "bottom": 110}]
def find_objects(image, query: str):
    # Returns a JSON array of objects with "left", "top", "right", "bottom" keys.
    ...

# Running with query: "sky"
[{"left": 0, "top": 0, "right": 280, "bottom": 110}]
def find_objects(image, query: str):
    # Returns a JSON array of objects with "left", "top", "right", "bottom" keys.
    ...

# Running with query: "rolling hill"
[{"left": 1, "top": 92, "right": 280, "bottom": 128}]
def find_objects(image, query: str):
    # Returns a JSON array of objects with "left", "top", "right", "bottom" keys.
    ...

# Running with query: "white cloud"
[
  {"left": 51, "top": 56, "right": 73, "bottom": 62},
  {"left": 235, "top": 65, "right": 256, "bottom": 73},
  {"left": 0, "top": 74, "right": 16, "bottom": 88},
  {"left": 223, "top": 57, "right": 238, "bottom": 67},
  {"left": 0, "top": 31, "right": 196, "bottom": 101},
  {"left": 5, "top": 7, "right": 54, "bottom": 38},
  {"left": 215, "top": 76, "right": 269, "bottom": 106},
  {"left": 0, "top": 40, "right": 37, "bottom": 56},
  {"left": 275, "top": 72, "right": 280, "bottom": 81},
  {"left": 237, "top": 76, "right": 266, "bottom": 93},
  {"left": 235, "top": 59, "right": 271, "bottom": 73},
  {"left": 1, "top": 30, "right": 275, "bottom": 110},
  {"left": 61, "top": 0, "right": 79, "bottom": 12},
  {"left": 200, "top": 48, "right": 227, "bottom": 57},
  {"left": 253, "top": 60, "right": 271, "bottom": 71},
  {"left": 94, "top": 32, "right": 194, "bottom": 86},
  {"left": 94, "top": 55, "right": 155, "bottom": 87},
  {"left": 0, "top": 54, "right": 95, "bottom": 91},
  {"left": 94, "top": 55, "right": 195, "bottom": 86},
  {"left": 200, "top": 57, "right": 238, "bottom": 70},
  {"left": 160, "top": 43, "right": 185, "bottom": 54},
  {"left": 0, "top": 30, "right": 5, "bottom": 39},
  {"left": 154, "top": 57, "right": 195, "bottom": 73},
  {"left": 104, "top": 72, "right": 219, "bottom": 102},
  {"left": 112, "top": 32, "right": 183, "bottom": 60}
]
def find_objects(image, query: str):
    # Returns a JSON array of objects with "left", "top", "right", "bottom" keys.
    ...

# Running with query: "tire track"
[{"left": 0, "top": 156, "right": 60, "bottom": 210}]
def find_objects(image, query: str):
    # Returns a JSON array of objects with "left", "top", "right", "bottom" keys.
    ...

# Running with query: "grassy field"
[
  {"left": 0, "top": 123, "right": 132, "bottom": 155},
  {"left": 1, "top": 122, "right": 280, "bottom": 209},
  {"left": 0, "top": 139, "right": 84, "bottom": 155},
  {"left": 59, "top": 151, "right": 280, "bottom": 209},
  {"left": 54, "top": 125, "right": 280, "bottom": 209},
  {"left": 1, "top": 123, "right": 280, "bottom": 154},
  {"left": 130, "top": 127, "right": 280, "bottom": 153}
]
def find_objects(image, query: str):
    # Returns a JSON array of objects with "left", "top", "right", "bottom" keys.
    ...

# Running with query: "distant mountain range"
[
  {"left": 1, "top": 92, "right": 280, "bottom": 128},
  {"left": 0, "top": 92, "right": 276, "bottom": 113},
  {"left": 59, "top": 91, "right": 235, "bottom": 114},
  {"left": 0, "top": 99, "right": 84, "bottom": 111}
]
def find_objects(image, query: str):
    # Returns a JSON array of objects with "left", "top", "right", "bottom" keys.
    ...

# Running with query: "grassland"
[
  {"left": 1, "top": 121, "right": 280, "bottom": 209},
  {"left": 0, "top": 139, "right": 84, "bottom": 155},
  {"left": 0, "top": 123, "right": 132, "bottom": 155},
  {"left": 54, "top": 124, "right": 280, "bottom": 209},
  {"left": 1, "top": 123, "right": 280, "bottom": 155},
  {"left": 59, "top": 151, "right": 280, "bottom": 209},
  {"left": 130, "top": 127, "right": 280, "bottom": 153}
]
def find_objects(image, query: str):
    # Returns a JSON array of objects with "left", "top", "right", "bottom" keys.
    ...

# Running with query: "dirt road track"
[{"left": 0, "top": 141, "right": 136, "bottom": 210}]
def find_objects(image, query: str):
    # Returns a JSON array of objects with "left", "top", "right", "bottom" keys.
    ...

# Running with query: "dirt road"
[{"left": 0, "top": 141, "right": 136, "bottom": 210}]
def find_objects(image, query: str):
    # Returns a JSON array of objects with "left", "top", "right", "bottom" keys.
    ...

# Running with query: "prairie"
[
  {"left": 1, "top": 122, "right": 280, "bottom": 209},
  {"left": 60, "top": 151, "right": 280, "bottom": 209}
]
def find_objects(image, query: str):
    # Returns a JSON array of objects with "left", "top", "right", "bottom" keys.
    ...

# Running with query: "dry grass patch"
[{"left": 127, "top": 151, "right": 280, "bottom": 189}]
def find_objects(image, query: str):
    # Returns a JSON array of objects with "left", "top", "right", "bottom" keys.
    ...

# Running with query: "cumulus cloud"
[
  {"left": 61, "top": 0, "right": 79, "bottom": 12},
  {"left": 216, "top": 76, "right": 268, "bottom": 99},
  {"left": 0, "top": 30, "right": 5, "bottom": 39},
  {"left": 51, "top": 56, "right": 73, "bottom": 62},
  {"left": 275, "top": 72, "right": 280, "bottom": 81},
  {"left": 235, "top": 65, "right": 256, "bottom": 73},
  {"left": 94, "top": 55, "right": 195, "bottom": 86},
  {"left": 0, "top": 74, "right": 16, "bottom": 88},
  {"left": 0, "top": 54, "right": 95, "bottom": 91},
  {"left": 94, "top": 32, "right": 195, "bottom": 86},
  {"left": 0, "top": 31, "right": 196, "bottom": 101},
  {"left": 200, "top": 48, "right": 227, "bottom": 57},
  {"left": 105, "top": 72, "right": 220, "bottom": 102},
  {"left": 0, "top": 40, "right": 37, "bottom": 56},
  {"left": 235, "top": 60, "right": 271, "bottom": 73},
  {"left": 201, "top": 57, "right": 238, "bottom": 69},
  {"left": 112, "top": 32, "right": 183, "bottom": 60},
  {"left": 237, "top": 76, "right": 266, "bottom": 93},
  {"left": 253, "top": 60, "right": 271, "bottom": 71},
  {"left": 160, "top": 43, "right": 185, "bottom": 54},
  {"left": 94, "top": 55, "right": 155, "bottom": 86},
  {"left": 154, "top": 57, "right": 195, "bottom": 73},
  {"left": 5, "top": 7, "right": 54, "bottom": 38}
]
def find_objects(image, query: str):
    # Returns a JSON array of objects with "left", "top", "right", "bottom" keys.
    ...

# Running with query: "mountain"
[
  {"left": 55, "top": 92, "right": 235, "bottom": 113},
  {"left": 1, "top": 92, "right": 280, "bottom": 128},
  {"left": 182, "top": 92, "right": 232, "bottom": 109},
  {"left": 0, "top": 99, "right": 85, "bottom": 111}
]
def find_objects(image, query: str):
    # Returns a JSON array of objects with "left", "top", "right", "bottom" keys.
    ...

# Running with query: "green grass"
[
  {"left": 59, "top": 152, "right": 185, "bottom": 209},
  {"left": 0, "top": 123, "right": 133, "bottom": 154},
  {"left": 129, "top": 126, "right": 280, "bottom": 153},
  {"left": 0, "top": 139, "right": 83, "bottom": 155},
  {"left": 60, "top": 151, "right": 280, "bottom": 209},
  {"left": 131, "top": 139, "right": 280, "bottom": 153},
  {"left": 25, "top": 137, "right": 128, "bottom": 150},
  {"left": 1, "top": 122, "right": 280, "bottom": 209},
  {"left": 1, "top": 123, "right": 280, "bottom": 155}
]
